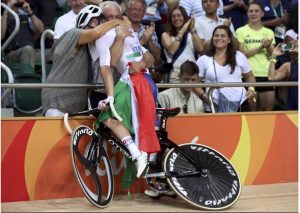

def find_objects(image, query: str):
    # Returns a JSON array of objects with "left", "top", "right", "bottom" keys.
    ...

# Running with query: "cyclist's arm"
[
  {"left": 110, "top": 25, "right": 132, "bottom": 68},
  {"left": 100, "top": 66, "right": 114, "bottom": 97}
]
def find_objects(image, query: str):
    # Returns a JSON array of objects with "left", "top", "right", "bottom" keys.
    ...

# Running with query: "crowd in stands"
[{"left": 1, "top": 0, "right": 298, "bottom": 115}]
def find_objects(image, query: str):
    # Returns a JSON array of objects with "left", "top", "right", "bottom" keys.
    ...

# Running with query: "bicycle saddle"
[{"left": 156, "top": 107, "right": 181, "bottom": 117}]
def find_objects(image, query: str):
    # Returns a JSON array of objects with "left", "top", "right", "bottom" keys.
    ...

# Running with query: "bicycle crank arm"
[{"left": 143, "top": 172, "right": 166, "bottom": 178}]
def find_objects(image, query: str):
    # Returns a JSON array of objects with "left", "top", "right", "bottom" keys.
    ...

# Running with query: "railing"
[
  {"left": 1, "top": 62, "right": 14, "bottom": 102},
  {"left": 40, "top": 29, "right": 54, "bottom": 83},
  {"left": 1, "top": 82, "right": 298, "bottom": 113},
  {"left": 1, "top": 3, "right": 20, "bottom": 52}
]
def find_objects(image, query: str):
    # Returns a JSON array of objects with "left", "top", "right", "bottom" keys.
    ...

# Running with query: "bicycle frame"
[
  {"left": 65, "top": 107, "right": 206, "bottom": 180},
  {"left": 94, "top": 109, "right": 205, "bottom": 180}
]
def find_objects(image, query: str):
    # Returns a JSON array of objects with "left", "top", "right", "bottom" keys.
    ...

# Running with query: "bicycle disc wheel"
[
  {"left": 70, "top": 125, "right": 114, "bottom": 208},
  {"left": 163, "top": 143, "right": 241, "bottom": 210}
]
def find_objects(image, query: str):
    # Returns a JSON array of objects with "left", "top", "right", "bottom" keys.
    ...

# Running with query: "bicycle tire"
[
  {"left": 70, "top": 125, "right": 114, "bottom": 208},
  {"left": 163, "top": 143, "right": 241, "bottom": 210}
]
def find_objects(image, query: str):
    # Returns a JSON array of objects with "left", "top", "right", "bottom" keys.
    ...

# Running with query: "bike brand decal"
[
  {"left": 190, "top": 146, "right": 236, "bottom": 176},
  {"left": 169, "top": 152, "right": 178, "bottom": 171},
  {"left": 108, "top": 139, "right": 132, "bottom": 160},
  {"left": 73, "top": 127, "right": 94, "bottom": 145},
  {"left": 171, "top": 177, "right": 188, "bottom": 196},
  {"left": 169, "top": 152, "right": 188, "bottom": 196},
  {"left": 204, "top": 180, "right": 239, "bottom": 206}
]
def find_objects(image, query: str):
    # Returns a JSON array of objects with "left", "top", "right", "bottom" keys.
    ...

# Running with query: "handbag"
[
  {"left": 155, "top": 33, "right": 189, "bottom": 82},
  {"left": 212, "top": 58, "right": 242, "bottom": 112}
]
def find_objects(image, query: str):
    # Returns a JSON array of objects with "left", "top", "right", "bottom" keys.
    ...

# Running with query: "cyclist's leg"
[
  {"left": 103, "top": 118, "right": 148, "bottom": 178},
  {"left": 163, "top": 144, "right": 241, "bottom": 210},
  {"left": 70, "top": 125, "right": 114, "bottom": 208}
]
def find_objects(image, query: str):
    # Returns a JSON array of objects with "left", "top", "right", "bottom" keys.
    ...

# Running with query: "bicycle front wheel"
[
  {"left": 71, "top": 125, "right": 114, "bottom": 208},
  {"left": 164, "top": 143, "right": 241, "bottom": 210}
]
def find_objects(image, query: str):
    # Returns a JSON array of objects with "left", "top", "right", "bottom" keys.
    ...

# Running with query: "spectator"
[
  {"left": 42, "top": 5, "right": 122, "bottom": 116},
  {"left": 274, "top": 5, "right": 297, "bottom": 109},
  {"left": 1, "top": 0, "right": 44, "bottom": 69},
  {"left": 195, "top": 0, "right": 236, "bottom": 42},
  {"left": 28, "top": 0, "right": 56, "bottom": 30},
  {"left": 179, "top": 0, "right": 224, "bottom": 18},
  {"left": 53, "top": 0, "right": 86, "bottom": 40},
  {"left": 223, "top": 0, "right": 248, "bottom": 30},
  {"left": 126, "top": 0, "right": 161, "bottom": 65},
  {"left": 196, "top": 25, "right": 256, "bottom": 113},
  {"left": 161, "top": 6, "right": 203, "bottom": 82},
  {"left": 141, "top": 0, "right": 168, "bottom": 47},
  {"left": 158, "top": 60, "right": 204, "bottom": 114},
  {"left": 236, "top": 1, "right": 275, "bottom": 111},
  {"left": 268, "top": 40, "right": 298, "bottom": 110},
  {"left": 284, "top": 4, "right": 298, "bottom": 42},
  {"left": 93, "top": 2, "right": 157, "bottom": 178},
  {"left": 101, "top": 1, "right": 123, "bottom": 20},
  {"left": 261, "top": 0, "right": 291, "bottom": 43}
]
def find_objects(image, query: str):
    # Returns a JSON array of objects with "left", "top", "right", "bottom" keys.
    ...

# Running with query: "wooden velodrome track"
[{"left": 2, "top": 182, "right": 298, "bottom": 212}]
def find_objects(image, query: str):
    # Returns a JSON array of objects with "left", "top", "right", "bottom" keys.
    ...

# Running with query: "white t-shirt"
[
  {"left": 54, "top": 10, "right": 77, "bottom": 39},
  {"left": 92, "top": 28, "right": 147, "bottom": 83},
  {"left": 164, "top": 33, "right": 196, "bottom": 69},
  {"left": 195, "top": 16, "right": 236, "bottom": 41},
  {"left": 196, "top": 51, "right": 251, "bottom": 105}
]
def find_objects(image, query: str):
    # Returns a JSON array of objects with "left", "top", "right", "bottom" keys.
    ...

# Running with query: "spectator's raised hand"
[
  {"left": 289, "top": 40, "right": 298, "bottom": 53},
  {"left": 223, "top": 18, "right": 232, "bottom": 27},
  {"left": 271, "top": 43, "right": 284, "bottom": 57},
  {"left": 180, "top": 18, "right": 192, "bottom": 34},
  {"left": 261, "top": 37, "right": 273, "bottom": 48},
  {"left": 280, "top": 11, "right": 289, "bottom": 25},
  {"left": 22, "top": 1, "right": 33, "bottom": 15},
  {"left": 141, "top": 22, "right": 155, "bottom": 43},
  {"left": 189, "top": 14, "right": 196, "bottom": 32}
]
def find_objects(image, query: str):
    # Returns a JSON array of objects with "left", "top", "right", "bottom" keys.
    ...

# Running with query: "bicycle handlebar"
[{"left": 63, "top": 101, "right": 123, "bottom": 135}]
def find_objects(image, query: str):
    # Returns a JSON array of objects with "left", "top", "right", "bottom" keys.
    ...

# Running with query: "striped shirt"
[
  {"left": 158, "top": 88, "right": 204, "bottom": 114},
  {"left": 179, "top": 0, "right": 224, "bottom": 17}
]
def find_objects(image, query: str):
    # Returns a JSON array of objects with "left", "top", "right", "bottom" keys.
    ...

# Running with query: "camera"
[
  {"left": 15, "top": 1, "right": 24, "bottom": 7},
  {"left": 281, "top": 43, "right": 294, "bottom": 52}
]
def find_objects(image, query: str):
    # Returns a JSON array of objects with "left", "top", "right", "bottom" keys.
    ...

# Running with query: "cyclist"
[{"left": 90, "top": 1, "right": 160, "bottom": 178}]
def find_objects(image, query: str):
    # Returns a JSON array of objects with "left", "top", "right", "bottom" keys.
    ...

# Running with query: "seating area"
[{"left": 1, "top": 62, "right": 43, "bottom": 116}]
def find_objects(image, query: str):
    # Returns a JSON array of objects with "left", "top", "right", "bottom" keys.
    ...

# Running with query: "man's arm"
[
  {"left": 23, "top": 1, "right": 44, "bottom": 33},
  {"left": 139, "top": 22, "right": 161, "bottom": 65},
  {"left": 1, "top": 10, "right": 9, "bottom": 40},
  {"left": 77, "top": 19, "right": 121, "bottom": 45},
  {"left": 146, "top": 40, "right": 161, "bottom": 65}
]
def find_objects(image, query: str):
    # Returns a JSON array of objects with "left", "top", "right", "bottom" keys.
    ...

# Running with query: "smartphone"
[{"left": 281, "top": 43, "right": 294, "bottom": 52}]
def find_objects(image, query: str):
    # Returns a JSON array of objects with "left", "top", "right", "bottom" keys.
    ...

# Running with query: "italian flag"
[{"left": 95, "top": 67, "right": 160, "bottom": 153}]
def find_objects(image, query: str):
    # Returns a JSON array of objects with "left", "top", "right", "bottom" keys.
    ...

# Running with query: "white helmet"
[{"left": 76, "top": 5, "right": 102, "bottom": 29}]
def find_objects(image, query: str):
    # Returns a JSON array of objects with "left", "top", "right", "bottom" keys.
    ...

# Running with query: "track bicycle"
[{"left": 64, "top": 105, "right": 241, "bottom": 210}]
